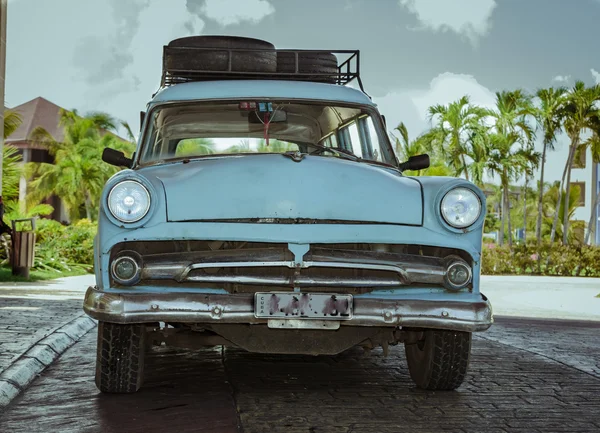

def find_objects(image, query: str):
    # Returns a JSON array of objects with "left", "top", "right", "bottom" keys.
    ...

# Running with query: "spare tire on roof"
[
  {"left": 276, "top": 51, "right": 339, "bottom": 83},
  {"left": 165, "top": 35, "right": 277, "bottom": 79}
]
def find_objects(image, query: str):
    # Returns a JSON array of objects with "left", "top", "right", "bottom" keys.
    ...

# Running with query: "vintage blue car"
[{"left": 83, "top": 36, "right": 492, "bottom": 393}]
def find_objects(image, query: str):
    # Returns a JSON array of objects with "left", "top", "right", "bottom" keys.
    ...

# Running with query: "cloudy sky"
[{"left": 5, "top": 0, "right": 600, "bottom": 183}]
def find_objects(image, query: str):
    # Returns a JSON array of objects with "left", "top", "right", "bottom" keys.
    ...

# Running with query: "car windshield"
[{"left": 138, "top": 100, "right": 397, "bottom": 166}]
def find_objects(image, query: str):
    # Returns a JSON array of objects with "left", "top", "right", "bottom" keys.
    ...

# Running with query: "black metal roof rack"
[{"left": 160, "top": 47, "right": 366, "bottom": 94}]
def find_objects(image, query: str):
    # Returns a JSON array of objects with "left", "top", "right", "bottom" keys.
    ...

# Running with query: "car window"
[
  {"left": 329, "top": 116, "right": 384, "bottom": 161},
  {"left": 140, "top": 100, "right": 395, "bottom": 165}
]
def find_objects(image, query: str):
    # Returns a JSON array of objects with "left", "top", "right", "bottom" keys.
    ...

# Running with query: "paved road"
[
  {"left": 0, "top": 316, "right": 598, "bottom": 433},
  {"left": 0, "top": 276, "right": 87, "bottom": 376}
]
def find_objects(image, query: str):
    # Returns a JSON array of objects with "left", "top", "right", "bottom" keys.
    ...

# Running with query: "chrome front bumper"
[{"left": 83, "top": 287, "right": 493, "bottom": 332}]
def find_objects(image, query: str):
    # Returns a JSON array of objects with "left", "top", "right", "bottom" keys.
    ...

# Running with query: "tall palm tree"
[
  {"left": 551, "top": 82, "right": 600, "bottom": 244},
  {"left": 465, "top": 125, "right": 491, "bottom": 186},
  {"left": 534, "top": 87, "right": 567, "bottom": 246},
  {"left": 486, "top": 90, "right": 538, "bottom": 248},
  {"left": 27, "top": 110, "right": 134, "bottom": 221},
  {"left": 424, "top": 96, "right": 487, "bottom": 181},
  {"left": 485, "top": 131, "right": 539, "bottom": 248}
]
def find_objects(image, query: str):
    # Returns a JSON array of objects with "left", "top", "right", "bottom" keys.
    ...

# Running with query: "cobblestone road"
[
  {"left": 0, "top": 296, "right": 83, "bottom": 376},
  {"left": 0, "top": 316, "right": 598, "bottom": 433}
]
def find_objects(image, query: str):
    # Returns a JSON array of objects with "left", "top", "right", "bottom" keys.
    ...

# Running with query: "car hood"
[{"left": 141, "top": 154, "right": 422, "bottom": 225}]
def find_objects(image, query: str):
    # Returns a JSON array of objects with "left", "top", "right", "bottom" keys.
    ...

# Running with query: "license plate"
[{"left": 254, "top": 292, "right": 353, "bottom": 320}]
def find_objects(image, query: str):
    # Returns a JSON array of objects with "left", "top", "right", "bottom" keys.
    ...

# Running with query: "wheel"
[
  {"left": 276, "top": 51, "right": 338, "bottom": 83},
  {"left": 95, "top": 321, "right": 146, "bottom": 393},
  {"left": 166, "top": 35, "right": 277, "bottom": 78},
  {"left": 404, "top": 329, "right": 471, "bottom": 390}
]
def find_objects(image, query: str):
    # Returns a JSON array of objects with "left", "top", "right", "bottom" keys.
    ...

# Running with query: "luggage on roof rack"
[{"left": 160, "top": 36, "right": 365, "bottom": 92}]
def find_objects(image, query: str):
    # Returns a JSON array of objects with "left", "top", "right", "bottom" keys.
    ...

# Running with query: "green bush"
[
  {"left": 32, "top": 218, "right": 96, "bottom": 273},
  {"left": 482, "top": 243, "right": 600, "bottom": 277}
]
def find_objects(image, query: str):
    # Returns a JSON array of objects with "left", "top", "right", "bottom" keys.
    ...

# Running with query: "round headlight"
[
  {"left": 108, "top": 180, "right": 150, "bottom": 223},
  {"left": 440, "top": 187, "right": 481, "bottom": 228}
]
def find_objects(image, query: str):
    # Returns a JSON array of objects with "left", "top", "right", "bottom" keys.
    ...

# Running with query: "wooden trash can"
[{"left": 11, "top": 218, "right": 36, "bottom": 278}]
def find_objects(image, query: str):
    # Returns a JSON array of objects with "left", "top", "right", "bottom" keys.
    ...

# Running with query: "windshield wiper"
[{"left": 308, "top": 143, "right": 361, "bottom": 161}]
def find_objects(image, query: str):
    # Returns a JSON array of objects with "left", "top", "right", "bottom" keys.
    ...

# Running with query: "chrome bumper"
[{"left": 83, "top": 287, "right": 493, "bottom": 332}]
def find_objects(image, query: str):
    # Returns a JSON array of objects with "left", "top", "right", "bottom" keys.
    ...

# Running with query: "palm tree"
[
  {"left": 465, "top": 125, "right": 490, "bottom": 186},
  {"left": 3, "top": 110, "right": 23, "bottom": 139},
  {"left": 393, "top": 122, "right": 427, "bottom": 160},
  {"left": 392, "top": 123, "right": 453, "bottom": 176},
  {"left": 486, "top": 90, "right": 539, "bottom": 248},
  {"left": 485, "top": 131, "right": 539, "bottom": 248},
  {"left": 550, "top": 82, "right": 600, "bottom": 244},
  {"left": 542, "top": 182, "right": 585, "bottom": 244},
  {"left": 2, "top": 110, "right": 24, "bottom": 201},
  {"left": 534, "top": 87, "right": 567, "bottom": 247},
  {"left": 27, "top": 110, "right": 135, "bottom": 221},
  {"left": 424, "top": 96, "right": 487, "bottom": 181}
]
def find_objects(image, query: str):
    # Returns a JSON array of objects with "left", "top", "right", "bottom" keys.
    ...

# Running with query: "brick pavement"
[
  {"left": 0, "top": 317, "right": 598, "bottom": 433},
  {"left": 0, "top": 297, "right": 84, "bottom": 376}
]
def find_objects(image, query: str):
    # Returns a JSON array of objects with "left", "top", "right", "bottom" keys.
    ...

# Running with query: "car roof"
[{"left": 149, "top": 80, "right": 375, "bottom": 107}]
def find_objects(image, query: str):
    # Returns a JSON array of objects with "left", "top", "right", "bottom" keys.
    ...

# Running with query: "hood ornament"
[{"left": 282, "top": 150, "right": 306, "bottom": 162}]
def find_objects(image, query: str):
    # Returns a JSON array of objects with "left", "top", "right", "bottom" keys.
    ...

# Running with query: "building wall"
[{"left": 569, "top": 146, "right": 599, "bottom": 245}]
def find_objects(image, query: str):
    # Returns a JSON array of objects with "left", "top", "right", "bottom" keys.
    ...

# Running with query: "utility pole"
[{"left": 0, "top": 0, "right": 7, "bottom": 198}]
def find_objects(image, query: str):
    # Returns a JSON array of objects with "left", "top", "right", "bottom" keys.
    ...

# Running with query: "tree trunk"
[
  {"left": 584, "top": 190, "right": 600, "bottom": 245},
  {"left": 562, "top": 138, "right": 579, "bottom": 245},
  {"left": 461, "top": 154, "right": 470, "bottom": 182},
  {"left": 499, "top": 187, "right": 505, "bottom": 247},
  {"left": 523, "top": 177, "right": 528, "bottom": 244},
  {"left": 550, "top": 144, "right": 574, "bottom": 243},
  {"left": 84, "top": 191, "right": 92, "bottom": 220},
  {"left": 506, "top": 179, "right": 513, "bottom": 250},
  {"left": 536, "top": 143, "right": 547, "bottom": 247}
]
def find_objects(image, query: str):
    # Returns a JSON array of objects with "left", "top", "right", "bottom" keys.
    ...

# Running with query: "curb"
[{"left": 0, "top": 314, "right": 97, "bottom": 409}]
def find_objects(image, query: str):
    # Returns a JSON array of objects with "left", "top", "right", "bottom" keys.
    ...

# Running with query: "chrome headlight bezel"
[
  {"left": 436, "top": 184, "right": 485, "bottom": 233},
  {"left": 103, "top": 174, "right": 156, "bottom": 227}
]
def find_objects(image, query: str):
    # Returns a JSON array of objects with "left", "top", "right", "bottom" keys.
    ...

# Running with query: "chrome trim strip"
[
  {"left": 140, "top": 249, "right": 451, "bottom": 287},
  {"left": 83, "top": 287, "right": 493, "bottom": 332}
]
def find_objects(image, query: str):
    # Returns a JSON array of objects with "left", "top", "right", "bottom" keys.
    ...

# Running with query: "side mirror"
[
  {"left": 102, "top": 148, "right": 133, "bottom": 168},
  {"left": 399, "top": 154, "right": 430, "bottom": 172}
]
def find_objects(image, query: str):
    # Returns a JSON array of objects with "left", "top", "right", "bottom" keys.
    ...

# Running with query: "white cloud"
[
  {"left": 591, "top": 68, "right": 600, "bottom": 85},
  {"left": 552, "top": 75, "right": 571, "bottom": 83},
  {"left": 198, "top": 0, "right": 274, "bottom": 26},
  {"left": 374, "top": 72, "right": 497, "bottom": 140},
  {"left": 399, "top": 0, "right": 497, "bottom": 45},
  {"left": 79, "top": 0, "right": 205, "bottom": 128}
]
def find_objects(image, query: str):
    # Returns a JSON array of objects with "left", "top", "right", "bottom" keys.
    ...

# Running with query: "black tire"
[
  {"left": 277, "top": 51, "right": 338, "bottom": 83},
  {"left": 95, "top": 321, "right": 146, "bottom": 393},
  {"left": 166, "top": 35, "right": 276, "bottom": 77},
  {"left": 404, "top": 329, "right": 471, "bottom": 390}
]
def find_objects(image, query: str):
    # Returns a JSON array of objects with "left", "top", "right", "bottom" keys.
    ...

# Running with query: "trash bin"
[{"left": 11, "top": 218, "right": 36, "bottom": 278}]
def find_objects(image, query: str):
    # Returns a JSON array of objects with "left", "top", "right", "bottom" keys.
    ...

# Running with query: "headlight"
[
  {"left": 440, "top": 187, "right": 481, "bottom": 228},
  {"left": 107, "top": 180, "right": 151, "bottom": 223}
]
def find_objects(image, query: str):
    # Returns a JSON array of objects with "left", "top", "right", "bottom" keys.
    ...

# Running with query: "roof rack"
[{"left": 160, "top": 47, "right": 366, "bottom": 94}]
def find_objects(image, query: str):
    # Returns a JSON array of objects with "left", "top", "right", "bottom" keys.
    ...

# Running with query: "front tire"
[
  {"left": 95, "top": 321, "right": 146, "bottom": 393},
  {"left": 404, "top": 329, "right": 471, "bottom": 390}
]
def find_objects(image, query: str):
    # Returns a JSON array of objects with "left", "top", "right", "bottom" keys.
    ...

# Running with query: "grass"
[{"left": 0, "top": 266, "right": 89, "bottom": 282}]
